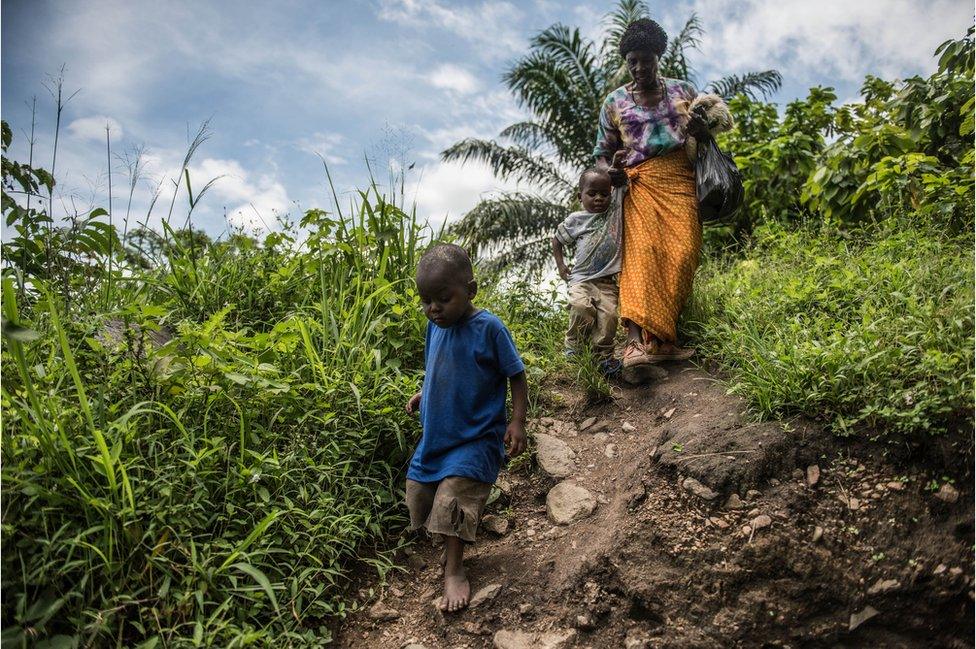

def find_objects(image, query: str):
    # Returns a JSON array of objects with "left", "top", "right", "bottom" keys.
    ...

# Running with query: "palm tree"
[{"left": 443, "top": 0, "right": 782, "bottom": 275}]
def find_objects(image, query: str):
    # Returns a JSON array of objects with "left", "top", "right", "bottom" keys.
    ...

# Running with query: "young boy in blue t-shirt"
[{"left": 404, "top": 243, "right": 528, "bottom": 613}]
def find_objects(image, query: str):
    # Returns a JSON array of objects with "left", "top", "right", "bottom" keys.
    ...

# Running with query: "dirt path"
[{"left": 339, "top": 363, "right": 974, "bottom": 648}]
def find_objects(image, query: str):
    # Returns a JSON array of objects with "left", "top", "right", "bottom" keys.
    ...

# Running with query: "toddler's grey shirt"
[{"left": 554, "top": 186, "right": 625, "bottom": 286}]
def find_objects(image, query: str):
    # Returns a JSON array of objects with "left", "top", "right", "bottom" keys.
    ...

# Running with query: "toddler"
[
  {"left": 404, "top": 243, "right": 528, "bottom": 612},
  {"left": 552, "top": 150, "right": 628, "bottom": 375}
]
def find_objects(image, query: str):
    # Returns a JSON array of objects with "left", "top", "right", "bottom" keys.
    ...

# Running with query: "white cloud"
[
  {"left": 691, "top": 0, "right": 973, "bottom": 83},
  {"left": 429, "top": 64, "right": 481, "bottom": 94},
  {"left": 377, "top": 0, "right": 526, "bottom": 59},
  {"left": 67, "top": 116, "right": 123, "bottom": 142},
  {"left": 183, "top": 158, "right": 291, "bottom": 233},
  {"left": 407, "top": 160, "right": 523, "bottom": 230},
  {"left": 296, "top": 131, "right": 348, "bottom": 166}
]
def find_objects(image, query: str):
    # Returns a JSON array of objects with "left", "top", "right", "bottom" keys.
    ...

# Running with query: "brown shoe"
[
  {"left": 644, "top": 343, "right": 695, "bottom": 362},
  {"left": 622, "top": 341, "right": 650, "bottom": 368}
]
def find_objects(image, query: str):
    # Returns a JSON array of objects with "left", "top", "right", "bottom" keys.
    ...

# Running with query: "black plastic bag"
[{"left": 694, "top": 134, "right": 744, "bottom": 223}]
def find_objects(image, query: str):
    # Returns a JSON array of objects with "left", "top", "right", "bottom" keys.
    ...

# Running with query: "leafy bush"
[
  {"left": 0, "top": 118, "right": 566, "bottom": 645},
  {"left": 717, "top": 26, "right": 974, "bottom": 236},
  {"left": 686, "top": 217, "right": 974, "bottom": 441}
]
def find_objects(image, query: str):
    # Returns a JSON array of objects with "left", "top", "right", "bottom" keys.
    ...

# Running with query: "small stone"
[
  {"left": 949, "top": 567, "right": 964, "bottom": 577},
  {"left": 806, "top": 465, "right": 821, "bottom": 487},
  {"left": 367, "top": 601, "right": 400, "bottom": 621},
  {"left": 519, "top": 603, "right": 533, "bottom": 615},
  {"left": 662, "top": 407, "right": 676, "bottom": 419},
  {"left": 403, "top": 644, "right": 429, "bottom": 649},
  {"left": 741, "top": 524, "right": 752, "bottom": 536},
  {"left": 604, "top": 444, "right": 616, "bottom": 459},
  {"left": 792, "top": 468, "right": 804, "bottom": 480},
  {"left": 934, "top": 563, "right": 947, "bottom": 575},
  {"left": 708, "top": 516, "right": 729, "bottom": 529},
  {"left": 725, "top": 494, "right": 745, "bottom": 509},
  {"left": 463, "top": 621, "right": 487, "bottom": 635},
  {"left": 746, "top": 489, "right": 762, "bottom": 500},
  {"left": 848, "top": 497, "right": 860, "bottom": 510},
  {"left": 470, "top": 583, "right": 503, "bottom": 608},
  {"left": 849, "top": 605, "right": 879, "bottom": 631},
  {"left": 747, "top": 508, "right": 760, "bottom": 518},
  {"left": 622, "top": 422, "right": 637, "bottom": 433},
  {"left": 934, "top": 483, "right": 960, "bottom": 503},
  {"left": 547, "top": 482, "right": 597, "bottom": 525},
  {"left": 868, "top": 578, "right": 900, "bottom": 595},
  {"left": 751, "top": 514, "right": 772, "bottom": 530},
  {"left": 768, "top": 478, "right": 780, "bottom": 487},
  {"left": 593, "top": 432, "right": 609, "bottom": 443},
  {"left": 575, "top": 613, "right": 596, "bottom": 629},
  {"left": 482, "top": 514, "right": 510, "bottom": 536},
  {"left": 682, "top": 477, "right": 718, "bottom": 501},
  {"left": 887, "top": 481, "right": 905, "bottom": 491},
  {"left": 588, "top": 419, "right": 610, "bottom": 434},
  {"left": 407, "top": 555, "right": 427, "bottom": 571},
  {"left": 812, "top": 526, "right": 824, "bottom": 543},
  {"left": 535, "top": 433, "right": 577, "bottom": 478},
  {"left": 579, "top": 416, "right": 597, "bottom": 431}
]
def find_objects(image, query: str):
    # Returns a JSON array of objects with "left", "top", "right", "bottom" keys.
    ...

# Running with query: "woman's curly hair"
[{"left": 618, "top": 18, "right": 668, "bottom": 58}]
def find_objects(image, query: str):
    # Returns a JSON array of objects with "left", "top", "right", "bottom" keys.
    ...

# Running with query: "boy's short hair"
[
  {"left": 578, "top": 166, "right": 608, "bottom": 191},
  {"left": 417, "top": 243, "right": 474, "bottom": 284}
]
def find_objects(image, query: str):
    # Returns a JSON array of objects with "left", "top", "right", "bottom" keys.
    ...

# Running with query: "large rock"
[
  {"left": 535, "top": 433, "right": 576, "bottom": 478},
  {"left": 546, "top": 482, "right": 597, "bottom": 525},
  {"left": 493, "top": 628, "right": 576, "bottom": 649}
]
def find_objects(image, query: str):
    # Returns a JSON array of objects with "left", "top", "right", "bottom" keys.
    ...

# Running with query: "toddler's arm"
[
  {"left": 405, "top": 391, "right": 422, "bottom": 414},
  {"left": 552, "top": 238, "right": 571, "bottom": 282},
  {"left": 504, "top": 371, "right": 528, "bottom": 457},
  {"left": 609, "top": 149, "right": 628, "bottom": 188}
]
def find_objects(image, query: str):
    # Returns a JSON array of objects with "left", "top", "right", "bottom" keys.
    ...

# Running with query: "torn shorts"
[{"left": 405, "top": 476, "right": 492, "bottom": 543}]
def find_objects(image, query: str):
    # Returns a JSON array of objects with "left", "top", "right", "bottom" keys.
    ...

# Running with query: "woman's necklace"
[{"left": 630, "top": 78, "right": 665, "bottom": 110}]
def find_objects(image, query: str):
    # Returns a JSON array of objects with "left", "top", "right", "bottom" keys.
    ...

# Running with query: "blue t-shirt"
[{"left": 407, "top": 309, "right": 525, "bottom": 484}]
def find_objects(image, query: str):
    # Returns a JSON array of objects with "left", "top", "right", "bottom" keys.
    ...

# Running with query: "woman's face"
[{"left": 625, "top": 50, "right": 659, "bottom": 87}]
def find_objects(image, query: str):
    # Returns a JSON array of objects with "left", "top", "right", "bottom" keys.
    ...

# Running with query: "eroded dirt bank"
[{"left": 339, "top": 363, "right": 974, "bottom": 648}]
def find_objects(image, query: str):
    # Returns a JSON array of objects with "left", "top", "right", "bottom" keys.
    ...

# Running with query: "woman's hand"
[
  {"left": 609, "top": 150, "right": 629, "bottom": 187},
  {"left": 558, "top": 263, "right": 571, "bottom": 282},
  {"left": 685, "top": 109, "right": 710, "bottom": 139},
  {"left": 405, "top": 391, "right": 422, "bottom": 415}
]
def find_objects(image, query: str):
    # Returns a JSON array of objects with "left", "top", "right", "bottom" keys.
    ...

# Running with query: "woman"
[{"left": 594, "top": 18, "right": 709, "bottom": 370}]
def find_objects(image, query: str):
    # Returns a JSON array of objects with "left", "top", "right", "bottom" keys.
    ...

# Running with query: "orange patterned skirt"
[{"left": 619, "top": 150, "right": 701, "bottom": 344}]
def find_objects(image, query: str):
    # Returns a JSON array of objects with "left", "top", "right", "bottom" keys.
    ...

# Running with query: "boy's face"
[
  {"left": 416, "top": 268, "right": 476, "bottom": 328},
  {"left": 580, "top": 172, "right": 612, "bottom": 213}
]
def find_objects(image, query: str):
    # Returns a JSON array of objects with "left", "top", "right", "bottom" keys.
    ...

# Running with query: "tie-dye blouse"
[{"left": 593, "top": 78, "right": 698, "bottom": 167}]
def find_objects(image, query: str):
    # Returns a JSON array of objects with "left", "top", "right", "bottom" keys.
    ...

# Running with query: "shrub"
[{"left": 686, "top": 217, "right": 974, "bottom": 443}]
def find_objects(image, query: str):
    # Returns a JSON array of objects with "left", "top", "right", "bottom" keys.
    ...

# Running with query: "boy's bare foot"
[{"left": 440, "top": 566, "right": 470, "bottom": 612}]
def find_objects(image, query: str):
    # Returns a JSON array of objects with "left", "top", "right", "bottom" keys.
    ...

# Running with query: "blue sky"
[{"left": 2, "top": 0, "right": 971, "bottom": 239}]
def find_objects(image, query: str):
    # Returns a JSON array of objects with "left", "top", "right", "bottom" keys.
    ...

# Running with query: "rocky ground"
[{"left": 337, "top": 362, "right": 974, "bottom": 648}]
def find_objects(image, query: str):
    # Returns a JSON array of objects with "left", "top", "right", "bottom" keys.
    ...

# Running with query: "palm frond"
[
  {"left": 499, "top": 121, "right": 553, "bottom": 152},
  {"left": 660, "top": 13, "right": 704, "bottom": 81},
  {"left": 529, "top": 24, "right": 604, "bottom": 111},
  {"left": 503, "top": 53, "right": 601, "bottom": 165},
  {"left": 449, "top": 193, "right": 568, "bottom": 273},
  {"left": 601, "top": 0, "right": 649, "bottom": 64},
  {"left": 440, "top": 139, "right": 573, "bottom": 196},
  {"left": 707, "top": 70, "right": 784, "bottom": 101}
]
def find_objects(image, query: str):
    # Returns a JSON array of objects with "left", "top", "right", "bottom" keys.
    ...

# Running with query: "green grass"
[
  {"left": 685, "top": 216, "right": 974, "bottom": 442},
  {"left": 0, "top": 153, "right": 564, "bottom": 646}
]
